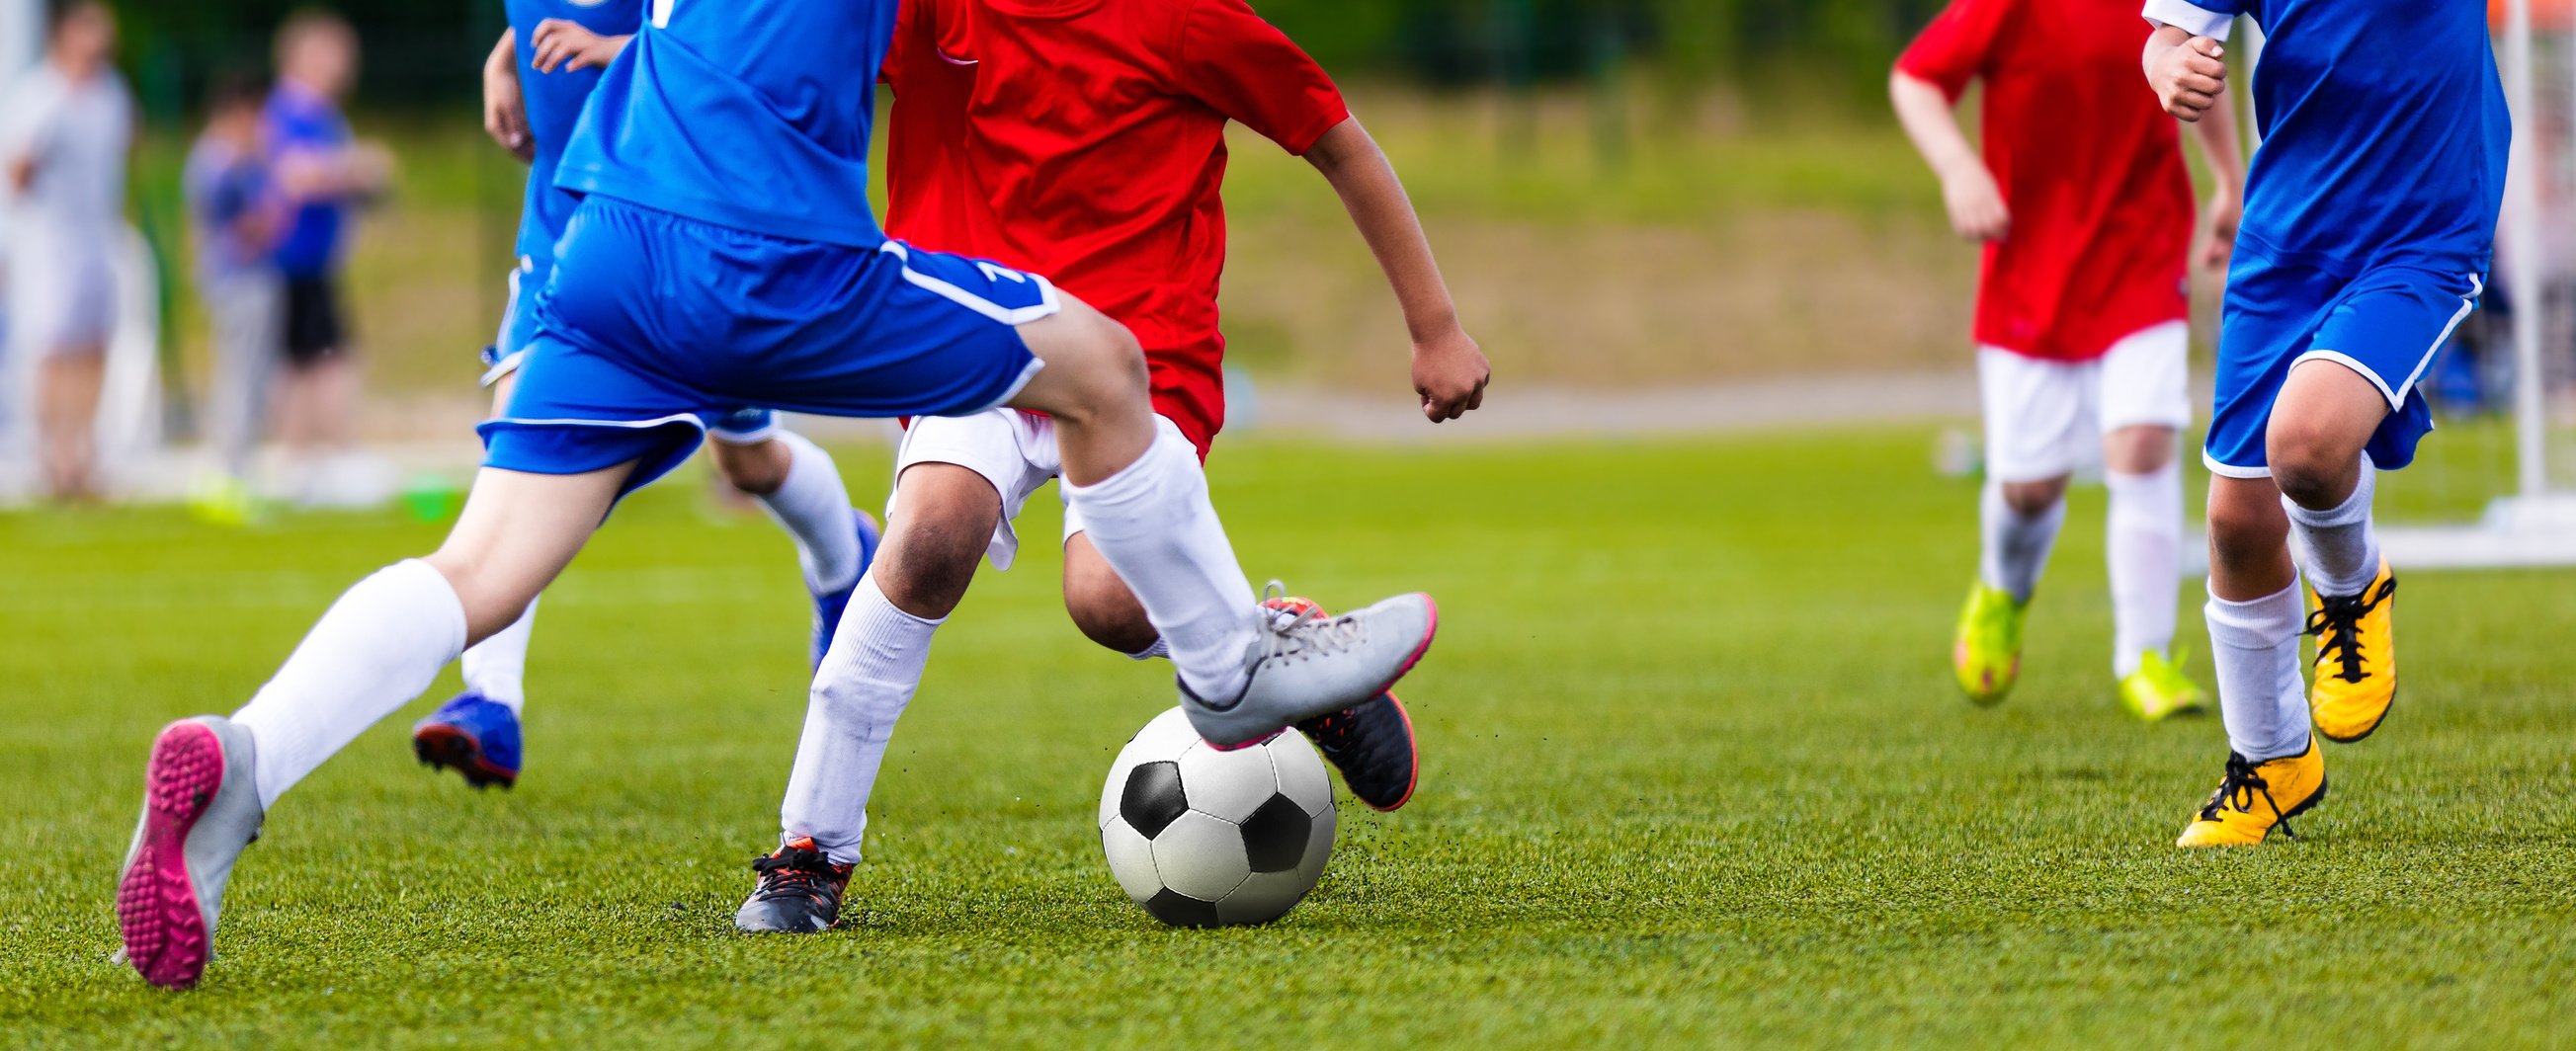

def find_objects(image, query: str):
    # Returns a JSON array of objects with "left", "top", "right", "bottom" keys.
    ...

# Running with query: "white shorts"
[
  {"left": 893, "top": 408, "right": 1199, "bottom": 571},
  {"left": 1976, "top": 321, "right": 2193, "bottom": 483},
  {"left": 8, "top": 240, "right": 117, "bottom": 357}
]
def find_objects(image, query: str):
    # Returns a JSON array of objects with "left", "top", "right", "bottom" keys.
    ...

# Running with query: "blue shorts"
[
  {"left": 481, "top": 198, "right": 1050, "bottom": 492},
  {"left": 2205, "top": 259, "right": 2486, "bottom": 477},
  {"left": 481, "top": 255, "right": 780, "bottom": 444}
]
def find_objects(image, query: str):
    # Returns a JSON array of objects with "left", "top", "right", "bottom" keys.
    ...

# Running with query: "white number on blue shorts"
[
  {"left": 975, "top": 262, "right": 1030, "bottom": 285},
  {"left": 650, "top": 0, "right": 675, "bottom": 29}
]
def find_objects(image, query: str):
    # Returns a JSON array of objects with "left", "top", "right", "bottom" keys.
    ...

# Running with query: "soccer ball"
[{"left": 1098, "top": 707, "right": 1336, "bottom": 927}]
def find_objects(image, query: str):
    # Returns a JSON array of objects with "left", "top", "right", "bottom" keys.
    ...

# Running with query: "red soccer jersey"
[
  {"left": 880, "top": 0, "right": 1352, "bottom": 454},
  {"left": 1896, "top": 0, "right": 2195, "bottom": 362}
]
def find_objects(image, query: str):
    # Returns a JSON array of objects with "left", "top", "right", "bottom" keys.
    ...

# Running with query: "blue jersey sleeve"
[{"left": 2143, "top": 0, "right": 2241, "bottom": 40}]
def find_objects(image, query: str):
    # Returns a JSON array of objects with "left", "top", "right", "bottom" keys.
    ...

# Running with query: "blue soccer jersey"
[
  {"left": 507, "top": 0, "right": 642, "bottom": 268},
  {"left": 552, "top": 0, "right": 893, "bottom": 249},
  {"left": 2143, "top": 0, "right": 2509, "bottom": 274}
]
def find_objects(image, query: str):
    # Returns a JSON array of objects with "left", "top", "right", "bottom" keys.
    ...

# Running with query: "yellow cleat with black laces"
[
  {"left": 2176, "top": 740, "right": 2327, "bottom": 848},
  {"left": 2307, "top": 560, "right": 2397, "bottom": 743}
]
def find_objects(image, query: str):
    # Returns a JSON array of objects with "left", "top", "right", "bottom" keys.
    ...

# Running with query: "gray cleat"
[
  {"left": 117, "top": 715, "right": 265, "bottom": 989},
  {"left": 1180, "top": 588, "right": 1439, "bottom": 749}
]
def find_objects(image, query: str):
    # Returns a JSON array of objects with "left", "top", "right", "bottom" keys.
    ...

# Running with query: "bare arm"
[
  {"left": 1889, "top": 69, "right": 2008, "bottom": 242},
  {"left": 2188, "top": 82, "right": 2246, "bottom": 271},
  {"left": 531, "top": 20, "right": 633, "bottom": 74},
  {"left": 1303, "top": 118, "right": 1490, "bottom": 423},
  {"left": 482, "top": 28, "right": 533, "bottom": 162}
]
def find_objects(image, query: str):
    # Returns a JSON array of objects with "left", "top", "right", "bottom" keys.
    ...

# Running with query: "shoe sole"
[
  {"left": 1210, "top": 596, "right": 1441, "bottom": 753},
  {"left": 2267, "top": 775, "right": 2330, "bottom": 841},
  {"left": 413, "top": 724, "right": 518, "bottom": 789},
  {"left": 2317, "top": 684, "right": 2395, "bottom": 745},
  {"left": 117, "top": 721, "right": 225, "bottom": 989}
]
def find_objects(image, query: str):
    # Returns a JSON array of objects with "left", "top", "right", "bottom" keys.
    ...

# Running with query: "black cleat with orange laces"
[{"left": 733, "top": 838, "right": 854, "bottom": 933}]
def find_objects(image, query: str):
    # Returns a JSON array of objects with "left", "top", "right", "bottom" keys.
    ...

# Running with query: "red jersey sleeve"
[
  {"left": 1169, "top": 0, "right": 1351, "bottom": 156},
  {"left": 1894, "top": 0, "right": 2017, "bottom": 101}
]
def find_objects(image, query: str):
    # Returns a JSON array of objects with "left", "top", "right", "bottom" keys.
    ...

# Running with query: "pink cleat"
[{"left": 116, "top": 716, "right": 264, "bottom": 989}]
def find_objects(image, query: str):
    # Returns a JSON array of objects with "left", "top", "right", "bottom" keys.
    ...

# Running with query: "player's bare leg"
[
  {"left": 1006, "top": 297, "right": 1437, "bottom": 747},
  {"left": 2104, "top": 423, "right": 2202, "bottom": 720},
  {"left": 117, "top": 464, "right": 632, "bottom": 987}
]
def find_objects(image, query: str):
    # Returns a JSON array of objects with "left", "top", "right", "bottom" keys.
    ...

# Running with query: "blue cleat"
[
  {"left": 411, "top": 693, "right": 524, "bottom": 789},
  {"left": 811, "top": 510, "right": 883, "bottom": 668}
]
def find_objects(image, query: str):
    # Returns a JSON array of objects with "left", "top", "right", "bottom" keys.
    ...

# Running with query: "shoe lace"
[
  {"left": 749, "top": 842, "right": 842, "bottom": 902},
  {"left": 2199, "top": 754, "right": 2297, "bottom": 839},
  {"left": 1258, "top": 580, "right": 1368, "bottom": 664},
  {"left": 2305, "top": 577, "right": 2396, "bottom": 685}
]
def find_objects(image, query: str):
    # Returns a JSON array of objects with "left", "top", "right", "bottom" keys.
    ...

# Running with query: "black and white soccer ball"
[{"left": 1098, "top": 706, "right": 1337, "bottom": 927}]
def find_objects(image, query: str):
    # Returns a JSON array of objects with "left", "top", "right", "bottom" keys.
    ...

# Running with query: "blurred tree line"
[{"left": 101, "top": 0, "right": 1950, "bottom": 118}]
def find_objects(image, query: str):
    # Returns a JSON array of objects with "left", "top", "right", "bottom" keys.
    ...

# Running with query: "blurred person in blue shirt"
[
  {"left": 185, "top": 72, "right": 286, "bottom": 506},
  {"left": 262, "top": 11, "right": 390, "bottom": 506}
]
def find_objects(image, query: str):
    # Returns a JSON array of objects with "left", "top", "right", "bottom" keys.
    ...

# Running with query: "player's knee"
[
  {"left": 422, "top": 552, "right": 539, "bottom": 643},
  {"left": 712, "top": 440, "right": 789, "bottom": 496},
  {"left": 2000, "top": 478, "right": 2067, "bottom": 518},
  {"left": 2264, "top": 424, "right": 2358, "bottom": 509},
  {"left": 872, "top": 522, "right": 986, "bottom": 620},
  {"left": 1048, "top": 311, "right": 1150, "bottom": 422}
]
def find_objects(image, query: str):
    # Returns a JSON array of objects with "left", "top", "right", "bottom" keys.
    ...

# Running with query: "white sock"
[
  {"left": 458, "top": 597, "right": 537, "bottom": 713},
  {"left": 1127, "top": 638, "right": 1170, "bottom": 661},
  {"left": 2204, "top": 581, "right": 2311, "bottom": 761},
  {"left": 2285, "top": 463, "right": 2380, "bottom": 598},
  {"left": 781, "top": 575, "right": 939, "bottom": 865},
  {"left": 1059, "top": 419, "right": 1260, "bottom": 700},
  {"left": 1979, "top": 479, "right": 2064, "bottom": 605},
  {"left": 2106, "top": 463, "right": 2184, "bottom": 678},
  {"left": 756, "top": 431, "right": 864, "bottom": 595},
  {"left": 231, "top": 559, "right": 469, "bottom": 809}
]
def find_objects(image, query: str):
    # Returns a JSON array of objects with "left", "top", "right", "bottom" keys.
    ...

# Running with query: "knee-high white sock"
[
  {"left": 1059, "top": 420, "right": 1260, "bottom": 700},
  {"left": 2106, "top": 463, "right": 2185, "bottom": 678},
  {"left": 231, "top": 559, "right": 469, "bottom": 809},
  {"left": 781, "top": 575, "right": 939, "bottom": 865},
  {"left": 756, "top": 431, "right": 864, "bottom": 595},
  {"left": 2205, "top": 581, "right": 2311, "bottom": 761},
  {"left": 458, "top": 598, "right": 537, "bottom": 713},
  {"left": 2285, "top": 463, "right": 2380, "bottom": 598},
  {"left": 1979, "top": 479, "right": 2065, "bottom": 604}
]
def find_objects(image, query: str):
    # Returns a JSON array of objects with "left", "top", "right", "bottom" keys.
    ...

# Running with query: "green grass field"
[{"left": 5, "top": 430, "right": 2575, "bottom": 1048}]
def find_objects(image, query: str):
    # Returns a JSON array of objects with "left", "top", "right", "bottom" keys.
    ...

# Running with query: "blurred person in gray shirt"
[{"left": 1, "top": 1, "right": 130, "bottom": 500}]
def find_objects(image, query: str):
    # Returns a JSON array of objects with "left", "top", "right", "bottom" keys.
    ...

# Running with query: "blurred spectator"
[
  {"left": 1, "top": 1, "right": 130, "bottom": 502},
  {"left": 186, "top": 71, "right": 285, "bottom": 503},
  {"left": 265, "top": 10, "right": 391, "bottom": 507}
]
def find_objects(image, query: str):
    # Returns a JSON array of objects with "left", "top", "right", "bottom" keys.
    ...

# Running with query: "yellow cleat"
[
  {"left": 2176, "top": 740, "right": 2327, "bottom": 848},
  {"left": 1952, "top": 582, "right": 2025, "bottom": 706},
  {"left": 2118, "top": 648, "right": 2206, "bottom": 722},
  {"left": 2306, "top": 560, "right": 2397, "bottom": 743}
]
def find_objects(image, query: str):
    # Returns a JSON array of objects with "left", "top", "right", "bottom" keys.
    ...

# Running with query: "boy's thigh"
[{"left": 1976, "top": 348, "right": 2098, "bottom": 483}]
